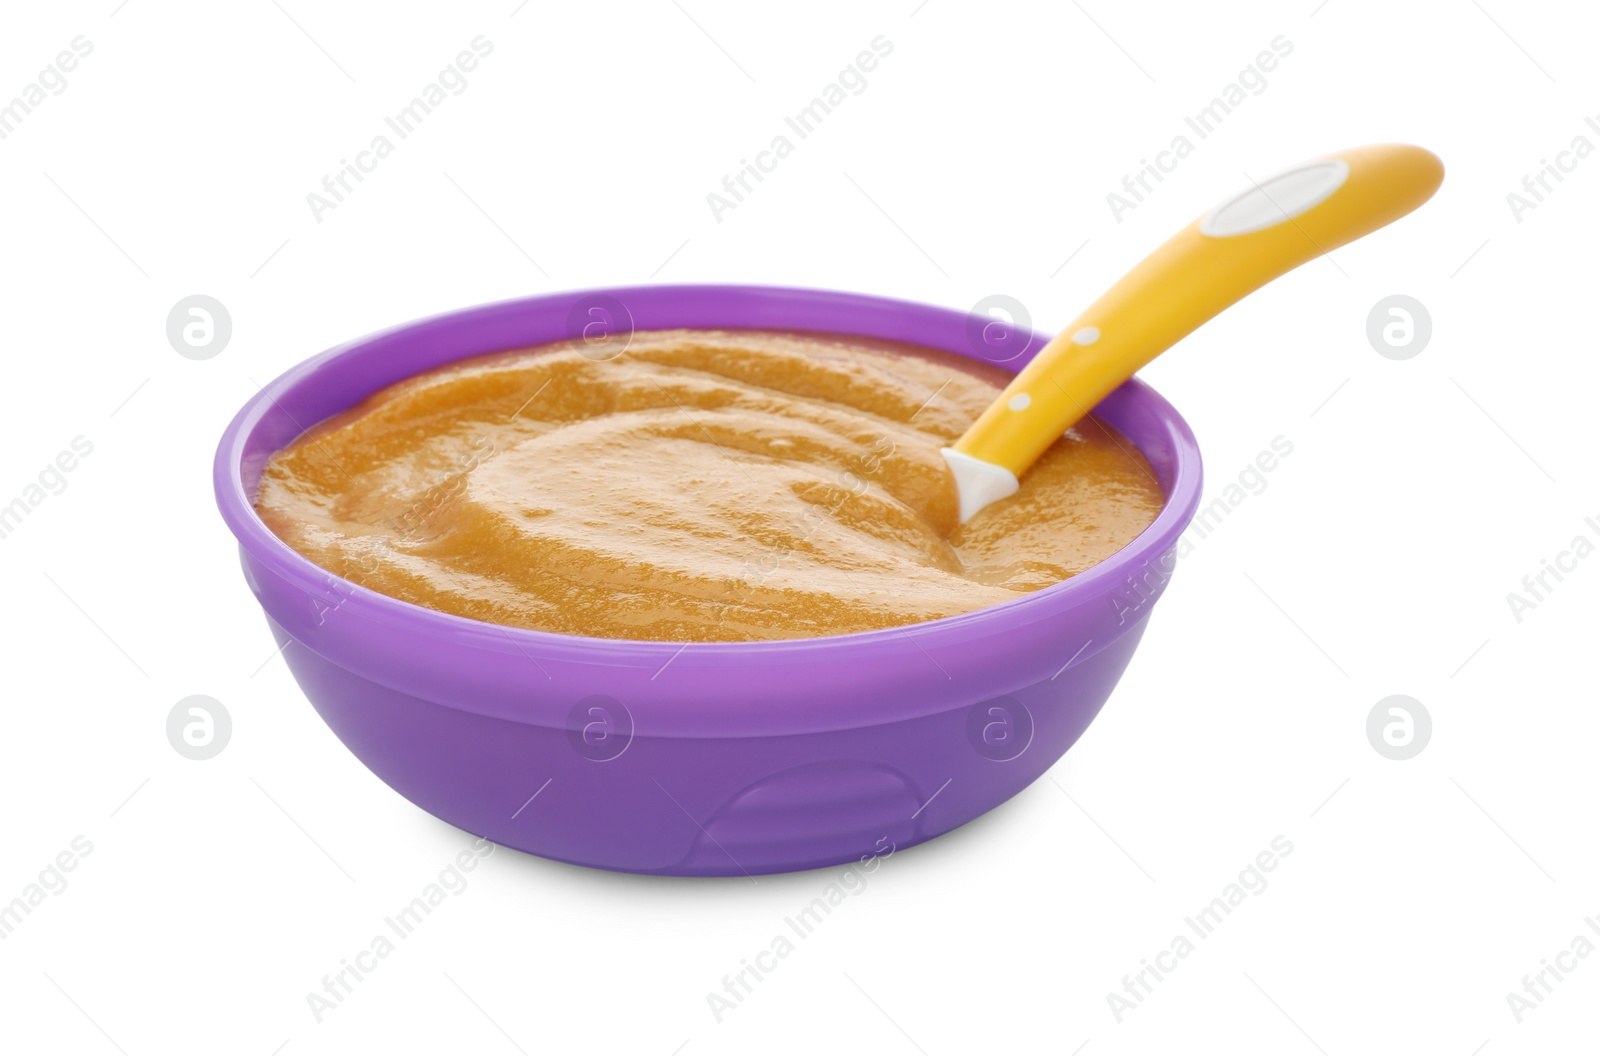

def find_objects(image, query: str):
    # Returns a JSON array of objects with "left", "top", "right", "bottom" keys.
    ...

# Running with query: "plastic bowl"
[{"left": 214, "top": 285, "right": 1202, "bottom": 876}]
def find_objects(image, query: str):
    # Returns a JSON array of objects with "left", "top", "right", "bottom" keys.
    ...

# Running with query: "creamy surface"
[{"left": 256, "top": 330, "right": 1164, "bottom": 642}]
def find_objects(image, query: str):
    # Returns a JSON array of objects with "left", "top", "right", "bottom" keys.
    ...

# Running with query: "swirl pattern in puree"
[{"left": 255, "top": 329, "right": 1164, "bottom": 642}]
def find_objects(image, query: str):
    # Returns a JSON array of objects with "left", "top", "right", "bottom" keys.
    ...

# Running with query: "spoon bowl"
[{"left": 214, "top": 284, "right": 1202, "bottom": 875}]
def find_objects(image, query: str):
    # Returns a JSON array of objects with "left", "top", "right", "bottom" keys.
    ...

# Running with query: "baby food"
[{"left": 255, "top": 330, "right": 1163, "bottom": 642}]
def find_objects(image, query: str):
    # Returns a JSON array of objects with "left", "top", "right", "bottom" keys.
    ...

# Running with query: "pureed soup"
[{"left": 255, "top": 330, "right": 1164, "bottom": 642}]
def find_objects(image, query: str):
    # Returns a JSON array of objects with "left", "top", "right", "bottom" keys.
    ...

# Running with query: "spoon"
[{"left": 942, "top": 143, "right": 1445, "bottom": 523}]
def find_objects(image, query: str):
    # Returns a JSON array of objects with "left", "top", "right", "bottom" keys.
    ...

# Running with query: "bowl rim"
[{"left": 214, "top": 283, "right": 1203, "bottom": 664}]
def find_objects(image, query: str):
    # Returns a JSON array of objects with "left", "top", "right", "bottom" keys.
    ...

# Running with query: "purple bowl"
[{"left": 214, "top": 285, "right": 1202, "bottom": 876}]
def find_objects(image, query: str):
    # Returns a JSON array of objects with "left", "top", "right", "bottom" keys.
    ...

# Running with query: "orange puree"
[{"left": 255, "top": 330, "right": 1164, "bottom": 642}]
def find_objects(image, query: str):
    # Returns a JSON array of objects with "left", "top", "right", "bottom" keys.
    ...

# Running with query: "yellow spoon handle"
[{"left": 952, "top": 143, "right": 1444, "bottom": 478}]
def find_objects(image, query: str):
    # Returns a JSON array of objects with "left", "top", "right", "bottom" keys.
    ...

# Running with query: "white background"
[{"left": 2, "top": 1, "right": 1595, "bottom": 1053}]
